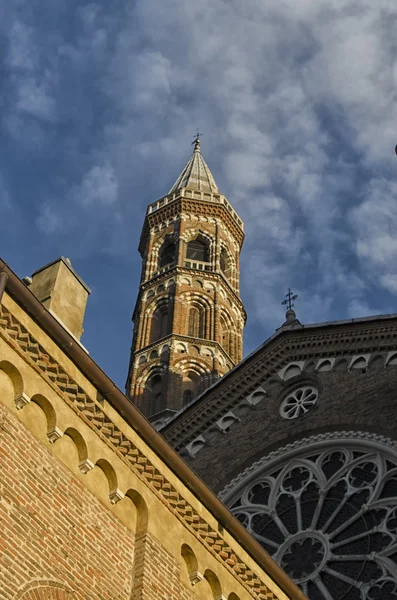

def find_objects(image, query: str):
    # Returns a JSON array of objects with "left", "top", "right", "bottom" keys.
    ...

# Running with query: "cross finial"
[
  {"left": 282, "top": 288, "right": 298, "bottom": 311},
  {"left": 192, "top": 129, "right": 203, "bottom": 151}
]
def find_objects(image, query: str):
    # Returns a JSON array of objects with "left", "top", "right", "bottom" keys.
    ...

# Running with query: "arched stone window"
[
  {"left": 223, "top": 433, "right": 397, "bottom": 600},
  {"left": 144, "top": 373, "right": 163, "bottom": 415},
  {"left": 186, "top": 237, "right": 209, "bottom": 263},
  {"left": 220, "top": 314, "right": 233, "bottom": 357},
  {"left": 150, "top": 304, "right": 170, "bottom": 344},
  {"left": 220, "top": 247, "right": 232, "bottom": 279},
  {"left": 188, "top": 305, "right": 205, "bottom": 338},
  {"left": 182, "top": 371, "right": 200, "bottom": 405},
  {"left": 158, "top": 240, "right": 176, "bottom": 269}
]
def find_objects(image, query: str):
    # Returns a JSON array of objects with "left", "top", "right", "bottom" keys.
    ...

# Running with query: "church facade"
[
  {"left": 0, "top": 258, "right": 302, "bottom": 600},
  {"left": 129, "top": 140, "right": 397, "bottom": 600},
  {"left": 163, "top": 310, "right": 397, "bottom": 600},
  {"left": 2, "top": 137, "right": 397, "bottom": 600}
]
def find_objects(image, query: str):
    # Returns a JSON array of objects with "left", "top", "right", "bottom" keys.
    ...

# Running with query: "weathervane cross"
[
  {"left": 282, "top": 288, "right": 298, "bottom": 311},
  {"left": 192, "top": 129, "right": 203, "bottom": 145}
]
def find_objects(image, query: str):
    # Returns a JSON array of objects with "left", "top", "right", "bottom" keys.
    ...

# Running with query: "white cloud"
[
  {"left": 36, "top": 203, "right": 64, "bottom": 235},
  {"left": 77, "top": 163, "right": 119, "bottom": 208},
  {"left": 350, "top": 179, "right": 397, "bottom": 292},
  {"left": 5, "top": 19, "right": 57, "bottom": 123},
  {"left": 6, "top": 0, "right": 397, "bottom": 339},
  {"left": 15, "top": 75, "right": 56, "bottom": 121}
]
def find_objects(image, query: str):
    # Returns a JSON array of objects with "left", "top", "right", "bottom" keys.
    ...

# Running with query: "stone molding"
[
  {"left": 219, "top": 430, "right": 397, "bottom": 501},
  {"left": 15, "top": 391, "right": 31, "bottom": 410},
  {"left": 144, "top": 197, "right": 244, "bottom": 247},
  {"left": 164, "top": 323, "right": 397, "bottom": 450},
  {"left": 0, "top": 305, "right": 281, "bottom": 600}
]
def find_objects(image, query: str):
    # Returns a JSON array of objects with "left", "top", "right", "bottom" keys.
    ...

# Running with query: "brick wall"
[
  {"left": 180, "top": 363, "right": 397, "bottom": 493},
  {"left": 0, "top": 291, "right": 296, "bottom": 600},
  {"left": 0, "top": 403, "right": 205, "bottom": 600},
  {"left": 0, "top": 403, "right": 136, "bottom": 599}
]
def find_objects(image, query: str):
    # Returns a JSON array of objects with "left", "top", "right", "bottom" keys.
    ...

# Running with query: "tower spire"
[
  {"left": 127, "top": 140, "right": 246, "bottom": 423},
  {"left": 169, "top": 135, "right": 219, "bottom": 194}
]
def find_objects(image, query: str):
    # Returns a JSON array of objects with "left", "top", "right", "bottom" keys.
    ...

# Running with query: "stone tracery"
[{"left": 225, "top": 434, "right": 397, "bottom": 600}]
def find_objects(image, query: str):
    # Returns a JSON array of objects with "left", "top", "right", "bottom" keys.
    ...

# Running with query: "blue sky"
[{"left": 2, "top": 0, "right": 397, "bottom": 389}]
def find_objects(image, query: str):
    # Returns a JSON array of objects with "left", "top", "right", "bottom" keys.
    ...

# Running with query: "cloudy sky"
[{"left": 2, "top": 0, "right": 397, "bottom": 388}]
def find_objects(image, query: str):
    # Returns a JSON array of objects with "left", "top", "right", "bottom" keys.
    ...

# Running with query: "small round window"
[{"left": 279, "top": 385, "right": 318, "bottom": 419}]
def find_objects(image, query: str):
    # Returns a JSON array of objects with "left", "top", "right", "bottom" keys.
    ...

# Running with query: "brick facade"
[
  {"left": 163, "top": 316, "right": 397, "bottom": 599},
  {"left": 0, "top": 403, "right": 136, "bottom": 600},
  {"left": 0, "top": 277, "right": 301, "bottom": 600},
  {"left": 164, "top": 318, "right": 397, "bottom": 487},
  {"left": 127, "top": 143, "right": 246, "bottom": 420}
]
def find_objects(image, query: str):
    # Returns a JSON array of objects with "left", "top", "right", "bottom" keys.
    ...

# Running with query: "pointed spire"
[{"left": 169, "top": 134, "right": 219, "bottom": 194}]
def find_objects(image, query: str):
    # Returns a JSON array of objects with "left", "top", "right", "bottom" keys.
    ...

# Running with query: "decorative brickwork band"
[{"left": 0, "top": 305, "right": 281, "bottom": 600}]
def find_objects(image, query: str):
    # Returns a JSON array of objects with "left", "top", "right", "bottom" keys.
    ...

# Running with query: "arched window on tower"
[
  {"left": 220, "top": 247, "right": 232, "bottom": 280},
  {"left": 182, "top": 371, "right": 201, "bottom": 406},
  {"left": 220, "top": 314, "right": 233, "bottom": 358},
  {"left": 186, "top": 237, "right": 209, "bottom": 263},
  {"left": 158, "top": 240, "right": 176, "bottom": 269},
  {"left": 150, "top": 304, "right": 170, "bottom": 344},
  {"left": 188, "top": 305, "right": 205, "bottom": 338},
  {"left": 144, "top": 374, "right": 163, "bottom": 416}
]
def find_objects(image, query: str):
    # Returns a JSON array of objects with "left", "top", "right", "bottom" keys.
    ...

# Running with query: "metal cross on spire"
[
  {"left": 282, "top": 288, "right": 298, "bottom": 311},
  {"left": 192, "top": 129, "right": 203, "bottom": 150}
]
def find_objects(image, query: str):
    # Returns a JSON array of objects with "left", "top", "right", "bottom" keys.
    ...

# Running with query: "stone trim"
[
  {"left": 0, "top": 305, "right": 282, "bottom": 600},
  {"left": 165, "top": 325, "right": 397, "bottom": 450},
  {"left": 219, "top": 430, "right": 397, "bottom": 501}
]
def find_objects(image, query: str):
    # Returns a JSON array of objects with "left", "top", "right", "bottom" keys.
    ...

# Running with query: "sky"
[{"left": 1, "top": 0, "right": 397, "bottom": 389}]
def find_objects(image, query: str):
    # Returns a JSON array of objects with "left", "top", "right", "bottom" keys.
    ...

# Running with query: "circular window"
[
  {"left": 279, "top": 385, "right": 319, "bottom": 419},
  {"left": 226, "top": 435, "right": 397, "bottom": 600}
]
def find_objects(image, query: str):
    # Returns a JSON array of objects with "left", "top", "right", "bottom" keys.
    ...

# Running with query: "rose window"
[
  {"left": 225, "top": 436, "right": 397, "bottom": 600},
  {"left": 279, "top": 386, "right": 319, "bottom": 419}
]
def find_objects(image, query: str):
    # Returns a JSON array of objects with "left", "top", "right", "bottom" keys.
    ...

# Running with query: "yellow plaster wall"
[{"left": 0, "top": 291, "right": 293, "bottom": 600}]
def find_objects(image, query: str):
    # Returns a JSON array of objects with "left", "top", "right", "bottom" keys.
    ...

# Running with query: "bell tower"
[{"left": 126, "top": 138, "right": 246, "bottom": 422}]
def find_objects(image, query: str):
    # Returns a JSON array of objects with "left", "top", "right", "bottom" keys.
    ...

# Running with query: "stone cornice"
[
  {"left": 139, "top": 196, "right": 244, "bottom": 256},
  {"left": 138, "top": 265, "right": 246, "bottom": 319},
  {"left": 133, "top": 333, "right": 235, "bottom": 368},
  {"left": 163, "top": 318, "right": 397, "bottom": 450}
]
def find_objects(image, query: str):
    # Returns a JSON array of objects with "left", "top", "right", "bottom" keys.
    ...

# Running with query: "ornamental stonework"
[
  {"left": 0, "top": 302, "right": 283, "bottom": 600},
  {"left": 223, "top": 433, "right": 397, "bottom": 600},
  {"left": 127, "top": 142, "right": 246, "bottom": 420}
]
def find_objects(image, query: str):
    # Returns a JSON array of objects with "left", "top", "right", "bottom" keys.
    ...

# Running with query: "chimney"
[{"left": 27, "top": 257, "right": 91, "bottom": 341}]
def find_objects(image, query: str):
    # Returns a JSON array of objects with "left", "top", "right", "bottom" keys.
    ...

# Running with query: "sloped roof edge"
[
  {"left": 0, "top": 257, "right": 305, "bottom": 600},
  {"left": 164, "top": 311, "right": 397, "bottom": 426}
]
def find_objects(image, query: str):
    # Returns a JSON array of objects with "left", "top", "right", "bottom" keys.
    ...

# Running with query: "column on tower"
[{"left": 126, "top": 139, "right": 246, "bottom": 424}]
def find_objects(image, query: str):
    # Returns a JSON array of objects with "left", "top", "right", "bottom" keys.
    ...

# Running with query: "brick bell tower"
[{"left": 126, "top": 137, "right": 246, "bottom": 423}]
